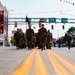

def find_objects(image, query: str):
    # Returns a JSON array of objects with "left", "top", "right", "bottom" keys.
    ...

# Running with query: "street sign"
[
  {"left": 61, "top": 18, "right": 68, "bottom": 23},
  {"left": 40, "top": 18, "right": 46, "bottom": 22},
  {"left": 49, "top": 18, "right": 56, "bottom": 23},
  {"left": 69, "top": 22, "right": 74, "bottom": 24}
]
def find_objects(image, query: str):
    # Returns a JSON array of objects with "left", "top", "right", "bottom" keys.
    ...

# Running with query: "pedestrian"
[
  {"left": 26, "top": 25, "right": 34, "bottom": 50},
  {"left": 46, "top": 30, "right": 52, "bottom": 49},
  {"left": 67, "top": 33, "right": 72, "bottom": 49},
  {"left": 53, "top": 40, "right": 56, "bottom": 47},
  {"left": 58, "top": 38, "right": 62, "bottom": 48},
  {"left": 39, "top": 24, "right": 47, "bottom": 50},
  {"left": 14, "top": 28, "right": 21, "bottom": 49},
  {"left": 19, "top": 29, "right": 25, "bottom": 49},
  {"left": 36, "top": 30, "right": 41, "bottom": 49}
]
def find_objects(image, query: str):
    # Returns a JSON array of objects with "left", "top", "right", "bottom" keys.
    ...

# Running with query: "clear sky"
[{"left": 0, "top": 0, "right": 75, "bottom": 39}]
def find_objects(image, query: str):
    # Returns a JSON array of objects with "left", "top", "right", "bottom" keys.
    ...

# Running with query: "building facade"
[{"left": 0, "top": 2, "right": 8, "bottom": 46}]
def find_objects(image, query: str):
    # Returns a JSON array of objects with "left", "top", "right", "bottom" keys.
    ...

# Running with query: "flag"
[
  {"left": 26, "top": 16, "right": 31, "bottom": 26},
  {"left": 28, "top": 21, "right": 31, "bottom": 26},
  {"left": 26, "top": 16, "right": 29, "bottom": 22}
]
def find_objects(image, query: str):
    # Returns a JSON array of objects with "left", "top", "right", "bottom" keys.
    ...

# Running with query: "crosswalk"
[{"left": 13, "top": 48, "right": 75, "bottom": 75}]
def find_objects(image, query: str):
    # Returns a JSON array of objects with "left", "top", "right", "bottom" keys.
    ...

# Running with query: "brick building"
[{"left": 0, "top": 2, "right": 8, "bottom": 46}]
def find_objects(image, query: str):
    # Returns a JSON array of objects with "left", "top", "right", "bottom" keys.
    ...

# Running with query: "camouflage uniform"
[
  {"left": 19, "top": 29, "right": 25, "bottom": 48},
  {"left": 24, "top": 33, "right": 27, "bottom": 48},
  {"left": 39, "top": 24, "right": 47, "bottom": 50},
  {"left": 36, "top": 30, "right": 41, "bottom": 48},
  {"left": 32, "top": 35, "right": 36, "bottom": 48},
  {"left": 67, "top": 34, "right": 72, "bottom": 49},
  {"left": 14, "top": 29, "right": 21, "bottom": 49},
  {"left": 46, "top": 30, "right": 52, "bottom": 49},
  {"left": 26, "top": 26, "right": 34, "bottom": 50}
]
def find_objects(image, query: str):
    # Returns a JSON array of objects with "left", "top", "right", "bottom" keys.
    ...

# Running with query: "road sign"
[
  {"left": 40, "top": 18, "right": 46, "bottom": 22},
  {"left": 69, "top": 22, "right": 74, "bottom": 24},
  {"left": 61, "top": 18, "right": 68, "bottom": 23},
  {"left": 49, "top": 18, "right": 56, "bottom": 23}
]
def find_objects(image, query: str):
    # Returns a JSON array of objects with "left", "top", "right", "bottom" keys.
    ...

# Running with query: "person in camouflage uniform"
[
  {"left": 36, "top": 30, "right": 41, "bottom": 48},
  {"left": 46, "top": 30, "right": 52, "bottom": 49},
  {"left": 19, "top": 29, "right": 25, "bottom": 48},
  {"left": 24, "top": 33, "right": 27, "bottom": 48},
  {"left": 14, "top": 28, "right": 21, "bottom": 49},
  {"left": 67, "top": 33, "right": 72, "bottom": 49},
  {"left": 39, "top": 24, "right": 47, "bottom": 50},
  {"left": 26, "top": 25, "right": 34, "bottom": 50}
]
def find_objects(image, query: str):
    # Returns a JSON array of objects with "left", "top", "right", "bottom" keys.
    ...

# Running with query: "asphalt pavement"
[{"left": 0, "top": 46, "right": 75, "bottom": 75}]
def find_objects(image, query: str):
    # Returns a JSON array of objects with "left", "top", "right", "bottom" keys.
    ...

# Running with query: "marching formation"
[{"left": 14, "top": 24, "right": 52, "bottom": 50}]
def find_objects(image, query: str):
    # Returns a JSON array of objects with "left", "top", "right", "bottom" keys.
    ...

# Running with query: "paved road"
[{"left": 0, "top": 46, "right": 75, "bottom": 75}]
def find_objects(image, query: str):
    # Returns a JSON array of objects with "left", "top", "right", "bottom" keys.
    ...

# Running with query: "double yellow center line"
[
  {"left": 13, "top": 49, "right": 36, "bottom": 75},
  {"left": 35, "top": 49, "right": 49, "bottom": 75},
  {"left": 13, "top": 48, "right": 75, "bottom": 75},
  {"left": 13, "top": 48, "right": 49, "bottom": 75}
]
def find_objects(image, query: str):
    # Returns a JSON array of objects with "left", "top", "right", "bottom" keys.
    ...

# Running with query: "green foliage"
[
  {"left": 67, "top": 26, "right": 75, "bottom": 34},
  {"left": 62, "top": 33, "right": 68, "bottom": 44},
  {"left": 62, "top": 26, "right": 75, "bottom": 44}
]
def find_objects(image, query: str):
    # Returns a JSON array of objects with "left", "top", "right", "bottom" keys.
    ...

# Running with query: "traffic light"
[
  {"left": 39, "top": 21, "right": 42, "bottom": 27},
  {"left": 62, "top": 25, "right": 65, "bottom": 30},
  {"left": 15, "top": 22, "right": 17, "bottom": 27},
  {"left": 51, "top": 25, "right": 54, "bottom": 30}
]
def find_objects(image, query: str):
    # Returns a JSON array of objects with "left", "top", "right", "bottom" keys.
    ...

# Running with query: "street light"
[{"left": 6, "top": 9, "right": 14, "bottom": 46}]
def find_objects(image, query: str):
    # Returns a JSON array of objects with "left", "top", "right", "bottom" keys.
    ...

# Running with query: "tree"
[
  {"left": 62, "top": 27, "right": 75, "bottom": 44},
  {"left": 67, "top": 27, "right": 75, "bottom": 35},
  {"left": 62, "top": 33, "right": 68, "bottom": 44}
]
